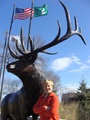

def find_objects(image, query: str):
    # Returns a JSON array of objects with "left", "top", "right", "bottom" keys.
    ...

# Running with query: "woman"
[{"left": 33, "top": 79, "right": 60, "bottom": 120}]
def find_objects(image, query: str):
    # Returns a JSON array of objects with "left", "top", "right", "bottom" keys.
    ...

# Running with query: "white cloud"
[
  {"left": 72, "top": 55, "right": 82, "bottom": 65},
  {"left": 51, "top": 57, "right": 72, "bottom": 71},
  {"left": 51, "top": 55, "right": 90, "bottom": 72},
  {"left": 10, "top": 35, "right": 21, "bottom": 44},
  {"left": 87, "top": 56, "right": 90, "bottom": 63},
  {"left": 59, "top": 83, "right": 79, "bottom": 96},
  {"left": 61, "top": 83, "right": 79, "bottom": 93},
  {"left": 69, "top": 64, "right": 90, "bottom": 73}
]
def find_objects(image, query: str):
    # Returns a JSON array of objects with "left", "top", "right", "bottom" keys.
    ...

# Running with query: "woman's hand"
[{"left": 45, "top": 106, "right": 50, "bottom": 111}]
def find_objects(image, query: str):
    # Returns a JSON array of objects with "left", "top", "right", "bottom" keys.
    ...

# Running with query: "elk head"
[{"left": 7, "top": 0, "right": 86, "bottom": 79}]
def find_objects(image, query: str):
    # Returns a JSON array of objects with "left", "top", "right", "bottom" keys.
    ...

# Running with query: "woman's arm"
[
  {"left": 33, "top": 96, "right": 46, "bottom": 114},
  {"left": 40, "top": 95, "right": 59, "bottom": 117}
]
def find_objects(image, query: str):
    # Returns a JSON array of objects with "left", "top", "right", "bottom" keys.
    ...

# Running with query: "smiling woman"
[{"left": 33, "top": 79, "right": 60, "bottom": 120}]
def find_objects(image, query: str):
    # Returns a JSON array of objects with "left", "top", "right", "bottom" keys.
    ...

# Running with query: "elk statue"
[{"left": 1, "top": 1, "right": 86, "bottom": 120}]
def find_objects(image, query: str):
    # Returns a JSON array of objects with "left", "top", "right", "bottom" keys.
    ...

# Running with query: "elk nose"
[
  {"left": 10, "top": 64, "right": 16, "bottom": 69},
  {"left": 7, "top": 64, "right": 16, "bottom": 69}
]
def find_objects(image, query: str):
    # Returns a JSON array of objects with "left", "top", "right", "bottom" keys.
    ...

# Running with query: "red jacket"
[{"left": 33, "top": 92, "right": 60, "bottom": 120}]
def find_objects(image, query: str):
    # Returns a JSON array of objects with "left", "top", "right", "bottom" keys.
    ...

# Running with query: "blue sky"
[{"left": 0, "top": 0, "right": 90, "bottom": 92}]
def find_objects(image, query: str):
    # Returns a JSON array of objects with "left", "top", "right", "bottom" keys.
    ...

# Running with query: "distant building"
[{"left": 61, "top": 92, "right": 77, "bottom": 103}]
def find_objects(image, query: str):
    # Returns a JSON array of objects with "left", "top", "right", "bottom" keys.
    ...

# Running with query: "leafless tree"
[{"left": 2, "top": 78, "right": 22, "bottom": 95}]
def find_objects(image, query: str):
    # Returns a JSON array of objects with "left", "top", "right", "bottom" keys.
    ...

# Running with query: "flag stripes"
[{"left": 14, "top": 8, "right": 34, "bottom": 20}]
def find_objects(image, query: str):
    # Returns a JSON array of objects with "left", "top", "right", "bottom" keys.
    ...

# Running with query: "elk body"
[
  {"left": 1, "top": 60, "right": 45, "bottom": 120},
  {"left": 1, "top": 1, "right": 86, "bottom": 120}
]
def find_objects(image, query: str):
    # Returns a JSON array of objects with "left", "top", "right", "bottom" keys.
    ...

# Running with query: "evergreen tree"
[
  {"left": 77, "top": 80, "right": 87, "bottom": 101},
  {"left": 76, "top": 79, "right": 90, "bottom": 120}
]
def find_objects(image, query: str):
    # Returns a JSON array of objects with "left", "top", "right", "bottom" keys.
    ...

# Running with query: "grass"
[{"left": 59, "top": 102, "right": 78, "bottom": 120}]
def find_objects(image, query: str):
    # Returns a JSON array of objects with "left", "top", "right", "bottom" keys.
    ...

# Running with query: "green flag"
[{"left": 33, "top": 4, "right": 48, "bottom": 17}]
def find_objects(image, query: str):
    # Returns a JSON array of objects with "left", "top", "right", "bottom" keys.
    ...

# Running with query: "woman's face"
[{"left": 44, "top": 83, "right": 53, "bottom": 95}]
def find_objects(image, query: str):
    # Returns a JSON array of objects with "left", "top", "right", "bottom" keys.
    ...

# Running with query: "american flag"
[{"left": 14, "top": 8, "right": 34, "bottom": 20}]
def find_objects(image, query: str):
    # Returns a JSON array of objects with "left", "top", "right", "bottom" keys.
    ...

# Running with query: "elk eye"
[{"left": 10, "top": 64, "right": 16, "bottom": 69}]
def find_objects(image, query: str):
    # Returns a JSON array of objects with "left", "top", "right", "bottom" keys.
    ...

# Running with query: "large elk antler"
[{"left": 8, "top": 0, "right": 86, "bottom": 61}]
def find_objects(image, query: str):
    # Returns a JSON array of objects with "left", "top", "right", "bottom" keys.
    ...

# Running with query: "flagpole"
[
  {"left": 0, "top": 32, "right": 8, "bottom": 80},
  {"left": 27, "top": 0, "right": 34, "bottom": 50},
  {"left": 0, "top": 3, "right": 16, "bottom": 105}
]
